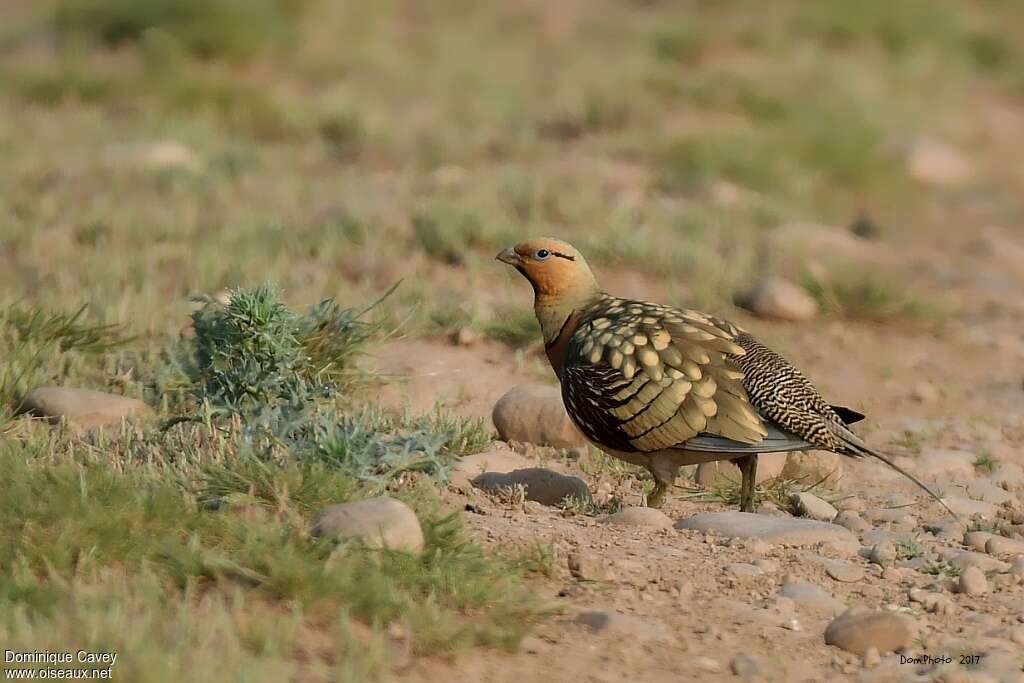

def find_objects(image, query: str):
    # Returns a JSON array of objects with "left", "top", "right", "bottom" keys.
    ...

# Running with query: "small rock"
[
  {"left": 791, "top": 492, "right": 838, "bottom": 522},
  {"left": 869, "top": 541, "right": 897, "bottom": 567},
  {"left": 23, "top": 387, "right": 153, "bottom": 431},
  {"left": 573, "top": 610, "right": 666, "bottom": 641},
  {"left": 821, "top": 538, "right": 861, "bottom": 558},
  {"left": 963, "top": 480, "right": 1015, "bottom": 504},
  {"left": 676, "top": 512, "right": 856, "bottom": 547},
  {"left": 863, "top": 646, "right": 881, "bottom": 668},
  {"left": 753, "top": 558, "right": 779, "bottom": 573},
  {"left": 909, "top": 382, "right": 939, "bottom": 403},
  {"left": 881, "top": 566, "right": 902, "bottom": 582},
  {"left": 984, "top": 536, "right": 1024, "bottom": 557},
  {"left": 105, "top": 140, "right": 200, "bottom": 171},
  {"left": 473, "top": 468, "right": 591, "bottom": 507},
  {"left": 964, "top": 531, "right": 996, "bottom": 553},
  {"left": 725, "top": 563, "right": 763, "bottom": 577},
  {"left": 602, "top": 507, "right": 672, "bottom": 528},
  {"left": 452, "top": 327, "right": 480, "bottom": 346},
  {"left": 918, "top": 449, "right": 978, "bottom": 479},
  {"left": 492, "top": 384, "right": 587, "bottom": 448},
  {"left": 741, "top": 277, "right": 818, "bottom": 322},
  {"left": 730, "top": 653, "right": 760, "bottom": 678},
  {"left": 834, "top": 510, "right": 872, "bottom": 533},
  {"left": 940, "top": 496, "right": 997, "bottom": 518},
  {"left": 779, "top": 579, "right": 847, "bottom": 615},
  {"left": 824, "top": 608, "right": 918, "bottom": 656},
  {"left": 941, "top": 549, "right": 1010, "bottom": 573},
  {"left": 567, "top": 551, "right": 614, "bottom": 582},
  {"left": 312, "top": 497, "right": 424, "bottom": 554},
  {"left": 958, "top": 566, "right": 989, "bottom": 595},
  {"left": 904, "top": 138, "right": 973, "bottom": 186},
  {"left": 450, "top": 450, "right": 532, "bottom": 490},
  {"left": 691, "top": 656, "right": 721, "bottom": 673},
  {"left": 825, "top": 560, "right": 865, "bottom": 583},
  {"left": 782, "top": 451, "right": 844, "bottom": 486}
]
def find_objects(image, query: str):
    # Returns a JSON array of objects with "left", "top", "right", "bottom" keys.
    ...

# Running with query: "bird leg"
[
  {"left": 645, "top": 461, "right": 679, "bottom": 508},
  {"left": 737, "top": 455, "right": 758, "bottom": 513}
]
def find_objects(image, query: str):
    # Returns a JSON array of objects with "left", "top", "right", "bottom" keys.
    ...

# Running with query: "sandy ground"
[{"left": 370, "top": 223, "right": 1024, "bottom": 682}]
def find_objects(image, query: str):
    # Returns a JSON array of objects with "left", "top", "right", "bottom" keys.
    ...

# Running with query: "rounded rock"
[
  {"left": 450, "top": 449, "right": 533, "bottom": 490},
  {"left": 312, "top": 497, "right": 424, "bottom": 555},
  {"left": 602, "top": 507, "right": 672, "bottom": 529},
  {"left": 473, "top": 467, "right": 591, "bottom": 507},
  {"left": 791, "top": 491, "right": 838, "bottom": 522},
  {"left": 824, "top": 608, "right": 918, "bottom": 656},
  {"left": 492, "top": 384, "right": 587, "bottom": 448},
  {"left": 23, "top": 387, "right": 153, "bottom": 431},
  {"left": 741, "top": 277, "right": 818, "bottom": 322},
  {"left": 957, "top": 566, "right": 989, "bottom": 595}
]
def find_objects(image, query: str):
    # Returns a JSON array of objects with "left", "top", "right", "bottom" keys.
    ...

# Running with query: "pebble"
[
  {"left": 741, "top": 277, "right": 818, "bottom": 321},
  {"left": 311, "top": 497, "right": 424, "bottom": 554},
  {"left": 881, "top": 567, "right": 902, "bottom": 582},
  {"left": 916, "top": 449, "right": 977, "bottom": 479},
  {"left": 964, "top": 531, "right": 996, "bottom": 553},
  {"left": 779, "top": 578, "right": 847, "bottom": 615},
  {"left": 834, "top": 510, "right": 871, "bottom": 533},
  {"left": 676, "top": 512, "right": 855, "bottom": 547},
  {"left": 725, "top": 563, "right": 763, "bottom": 577},
  {"left": 984, "top": 536, "right": 1024, "bottom": 557},
  {"left": 941, "top": 496, "right": 997, "bottom": 518},
  {"left": 869, "top": 541, "right": 897, "bottom": 567},
  {"left": 450, "top": 449, "right": 533, "bottom": 490},
  {"left": 824, "top": 608, "right": 918, "bottom": 656},
  {"left": 904, "top": 137, "right": 973, "bottom": 186},
  {"left": 691, "top": 656, "right": 721, "bottom": 673},
  {"left": 753, "top": 558, "right": 779, "bottom": 573},
  {"left": 602, "top": 507, "right": 673, "bottom": 528},
  {"left": 473, "top": 468, "right": 591, "bottom": 507},
  {"left": 730, "top": 653, "right": 760, "bottom": 678},
  {"left": 573, "top": 610, "right": 666, "bottom": 642},
  {"left": 782, "top": 451, "right": 844, "bottom": 486},
  {"left": 941, "top": 549, "right": 1010, "bottom": 573},
  {"left": 567, "top": 551, "right": 614, "bottom": 582},
  {"left": 825, "top": 560, "right": 865, "bottom": 583},
  {"left": 791, "top": 491, "right": 838, "bottom": 522},
  {"left": 908, "top": 589, "right": 953, "bottom": 615},
  {"left": 957, "top": 566, "right": 989, "bottom": 595},
  {"left": 491, "top": 384, "right": 587, "bottom": 448},
  {"left": 23, "top": 386, "right": 153, "bottom": 431}
]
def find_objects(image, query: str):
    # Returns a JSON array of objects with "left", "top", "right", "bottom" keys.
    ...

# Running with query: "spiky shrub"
[{"left": 189, "top": 285, "right": 320, "bottom": 434}]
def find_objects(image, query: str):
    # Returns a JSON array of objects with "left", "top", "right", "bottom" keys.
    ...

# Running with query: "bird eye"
[{"left": 535, "top": 249, "right": 551, "bottom": 260}]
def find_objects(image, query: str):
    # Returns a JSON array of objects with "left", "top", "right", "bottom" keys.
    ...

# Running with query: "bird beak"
[{"left": 495, "top": 247, "right": 521, "bottom": 266}]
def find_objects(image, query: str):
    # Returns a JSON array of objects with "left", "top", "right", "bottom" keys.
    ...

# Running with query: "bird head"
[
  {"left": 497, "top": 238, "right": 601, "bottom": 345},
  {"left": 495, "top": 238, "right": 599, "bottom": 299}
]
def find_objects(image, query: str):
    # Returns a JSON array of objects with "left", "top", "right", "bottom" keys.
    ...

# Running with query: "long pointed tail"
[{"left": 840, "top": 436, "right": 960, "bottom": 522}]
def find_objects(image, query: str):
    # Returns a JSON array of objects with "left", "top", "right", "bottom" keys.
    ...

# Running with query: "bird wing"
[{"left": 561, "top": 297, "right": 770, "bottom": 453}]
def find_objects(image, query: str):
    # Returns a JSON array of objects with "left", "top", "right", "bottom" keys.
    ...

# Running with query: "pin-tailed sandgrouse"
[{"left": 497, "top": 237, "right": 951, "bottom": 514}]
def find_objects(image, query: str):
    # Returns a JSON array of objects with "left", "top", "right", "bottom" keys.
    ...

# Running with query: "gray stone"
[
  {"left": 24, "top": 387, "right": 153, "bottom": 431},
  {"left": 730, "top": 653, "right": 760, "bottom": 679},
  {"left": 904, "top": 138, "right": 973, "bottom": 186},
  {"left": 834, "top": 510, "right": 872, "bottom": 533},
  {"left": 779, "top": 579, "right": 847, "bottom": 615},
  {"left": 869, "top": 541, "right": 897, "bottom": 567},
  {"left": 725, "top": 563, "right": 763, "bottom": 578},
  {"left": 985, "top": 536, "right": 1024, "bottom": 557},
  {"left": 791, "top": 492, "right": 838, "bottom": 522},
  {"left": 450, "top": 449, "right": 533, "bottom": 490},
  {"left": 917, "top": 449, "right": 977, "bottom": 479},
  {"left": 312, "top": 497, "right": 424, "bottom": 554},
  {"left": 941, "top": 549, "right": 1010, "bottom": 573},
  {"left": 941, "top": 496, "right": 997, "bottom": 518},
  {"left": 492, "top": 384, "right": 587, "bottom": 448},
  {"left": 473, "top": 468, "right": 591, "bottom": 507},
  {"left": 782, "top": 451, "right": 844, "bottom": 486},
  {"left": 824, "top": 560, "right": 865, "bottom": 583},
  {"left": 602, "top": 507, "right": 672, "bottom": 529},
  {"left": 675, "top": 512, "right": 855, "bottom": 547},
  {"left": 824, "top": 608, "right": 918, "bottom": 656},
  {"left": 741, "top": 277, "right": 818, "bottom": 321},
  {"left": 964, "top": 531, "right": 996, "bottom": 553},
  {"left": 958, "top": 566, "right": 989, "bottom": 595}
]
